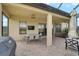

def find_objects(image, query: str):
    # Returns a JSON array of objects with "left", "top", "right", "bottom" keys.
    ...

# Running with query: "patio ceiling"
[
  {"left": 45, "top": 3, "right": 79, "bottom": 14},
  {"left": 2, "top": 3, "right": 69, "bottom": 23},
  {"left": 2, "top": 4, "right": 47, "bottom": 20}
]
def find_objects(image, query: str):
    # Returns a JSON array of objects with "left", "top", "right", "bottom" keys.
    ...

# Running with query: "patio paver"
[{"left": 15, "top": 37, "right": 78, "bottom": 56}]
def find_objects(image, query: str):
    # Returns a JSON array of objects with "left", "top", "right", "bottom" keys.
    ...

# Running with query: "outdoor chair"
[
  {"left": 27, "top": 34, "right": 42, "bottom": 41},
  {"left": 65, "top": 37, "right": 79, "bottom": 55},
  {"left": 23, "top": 35, "right": 29, "bottom": 41},
  {"left": 34, "top": 34, "right": 40, "bottom": 40},
  {"left": 28, "top": 34, "right": 35, "bottom": 40}
]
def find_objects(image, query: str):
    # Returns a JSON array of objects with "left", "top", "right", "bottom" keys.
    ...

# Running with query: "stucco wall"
[
  {"left": 9, "top": 16, "right": 46, "bottom": 40},
  {"left": 9, "top": 16, "right": 68, "bottom": 41},
  {"left": 0, "top": 4, "right": 2, "bottom": 36}
]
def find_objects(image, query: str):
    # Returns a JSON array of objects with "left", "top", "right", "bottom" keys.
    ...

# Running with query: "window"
[
  {"left": 55, "top": 24, "right": 61, "bottom": 33},
  {"left": 38, "top": 24, "right": 46, "bottom": 36},
  {"left": 77, "top": 17, "right": 79, "bottom": 33},
  {"left": 19, "top": 21, "right": 27, "bottom": 34},
  {"left": 2, "top": 13, "right": 9, "bottom": 36}
]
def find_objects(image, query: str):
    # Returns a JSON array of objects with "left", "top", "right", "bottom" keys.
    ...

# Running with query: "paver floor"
[{"left": 15, "top": 37, "right": 78, "bottom": 56}]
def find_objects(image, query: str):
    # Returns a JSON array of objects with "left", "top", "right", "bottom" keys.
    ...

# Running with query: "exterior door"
[{"left": 2, "top": 13, "right": 9, "bottom": 36}]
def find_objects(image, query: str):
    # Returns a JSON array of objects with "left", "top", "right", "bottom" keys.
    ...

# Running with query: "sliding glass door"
[{"left": 2, "top": 13, "right": 9, "bottom": 36}]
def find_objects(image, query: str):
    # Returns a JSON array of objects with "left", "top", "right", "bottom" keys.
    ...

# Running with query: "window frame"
[
  {"left": 19, "top": 21, "right": 27, "bottom": 34},
  {"left": 2, "top": 12, "right": 9, "bottom": 36},
  {"left": 55, "top": 24, "right": 61, "bottom": 33}
]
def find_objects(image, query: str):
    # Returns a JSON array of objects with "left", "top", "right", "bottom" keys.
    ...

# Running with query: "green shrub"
[
  {"left": 62, "top": 28, "right": 69, "bottom": 38},
  {"left": 62, "top": 28, "right": 68, "bottom": 33}
]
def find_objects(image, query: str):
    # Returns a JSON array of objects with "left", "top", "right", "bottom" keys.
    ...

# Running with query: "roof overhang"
[{"left": 23, "top": 3, "right": 71, "bottom": 18}]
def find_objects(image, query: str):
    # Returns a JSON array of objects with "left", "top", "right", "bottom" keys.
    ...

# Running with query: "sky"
[
  {"left": 3, "top": 14, "right": 8, "bottom": 26},
  {"left": 3, "top": 3, "right": 79, "bottom": 26},
  {"left": 45, "top": 3, "right": 79, "bottom": 13}
]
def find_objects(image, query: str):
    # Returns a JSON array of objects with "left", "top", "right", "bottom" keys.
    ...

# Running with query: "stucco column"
[
  {"left": 0, "top": 4, "right": 2, "bottom": 36},
  {"left": 47, "top": 13, "right": 52, "bottom": 46},
  {"left": 68, "top": 10, "right": 78, "bottom": 38}
]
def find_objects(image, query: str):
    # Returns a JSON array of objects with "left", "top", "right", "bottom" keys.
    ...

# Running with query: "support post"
[
  {"left": 47, "top": 14, "right": 52, "bottom": 46},
  {"left": 68, "top": 10, "right": 78, "bottom": 38}
]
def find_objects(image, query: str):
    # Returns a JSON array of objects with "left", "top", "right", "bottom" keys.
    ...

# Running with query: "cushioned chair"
[
  {"left": 65, "top": 37, "right": 79, "bottom": 55},
  {"left": 28, "top": 35, "right": 34, "bottom": 40}
]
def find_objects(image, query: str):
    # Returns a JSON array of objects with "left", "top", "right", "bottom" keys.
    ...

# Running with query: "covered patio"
[
  {"left": 0, "top": 3, "right": 79, "bottom": 56},
  {"left": 1, "top": 3, "right": 70, "bottom": 46}
]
